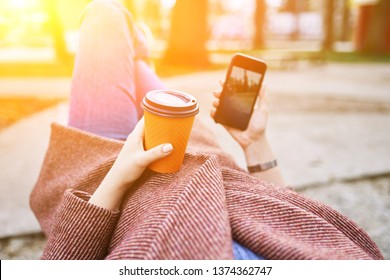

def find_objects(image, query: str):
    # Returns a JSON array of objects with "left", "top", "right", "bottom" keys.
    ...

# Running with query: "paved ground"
[{"left": 1, "top": 62, "right": 389, "bottom": 259}]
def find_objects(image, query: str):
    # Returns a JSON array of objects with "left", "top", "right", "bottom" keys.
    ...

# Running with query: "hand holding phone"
[
  {"left": 211, "top": 82, "right": 269, "bottom": 149},
  {"left": 213, "top": 53, "right": 267, "bottom": 131}
]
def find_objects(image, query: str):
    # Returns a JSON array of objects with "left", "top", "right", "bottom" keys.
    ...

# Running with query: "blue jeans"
[
  {"left": 68, "top": 0, "right": 263, "bottom": 260},
  {"left": 68, "top": 0, "right": 164, "bottom": 139}
]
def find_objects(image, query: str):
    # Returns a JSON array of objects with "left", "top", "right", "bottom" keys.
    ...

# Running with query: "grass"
[
  {"left": 250, "top": 50, "right": 390, "bottom": 63},
  {"left": 325, "top": 51, "right": 390, "bottom": 63},
  {"left": 1, "top": 50, "right": 389, "bottom": 77},
  {"left": 0, "top": 97, "right": 66, "bottom": 130}
]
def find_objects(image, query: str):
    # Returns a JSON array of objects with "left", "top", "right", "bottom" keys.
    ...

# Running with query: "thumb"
[{"left": 142, "top": 143, "right": 173, "bottom": 165}]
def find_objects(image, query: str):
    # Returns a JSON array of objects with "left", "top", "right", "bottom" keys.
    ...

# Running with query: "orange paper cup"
[{"left": 141, "top": 90, "right": 199, "bottom": 173}]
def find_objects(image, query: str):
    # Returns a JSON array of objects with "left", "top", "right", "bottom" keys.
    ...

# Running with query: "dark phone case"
[{"left": 214, "top": 53, "right": 267, "bottom": 130}]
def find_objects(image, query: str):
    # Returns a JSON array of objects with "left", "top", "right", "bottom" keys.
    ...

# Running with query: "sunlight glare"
[
  {"left": 8, "top": 0, "right": 32, "bottom": 9},
  {"left": 225, "top": 0, "right": 247, "bottom": 11},
  {"left": 266, "top": 0, "right": 283, "bottom": 8},
  {"left": 161, "top": 0, "right": 176, "bottom": 10}
]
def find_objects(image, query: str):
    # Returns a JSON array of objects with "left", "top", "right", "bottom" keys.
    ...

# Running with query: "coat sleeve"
[{"left": 41, "top": 189, "right": 120, "bottom": 260}]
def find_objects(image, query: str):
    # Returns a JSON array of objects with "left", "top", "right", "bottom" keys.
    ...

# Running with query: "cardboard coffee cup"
[{"left": 141, "top": 90, "right": 199, "bottom": 173}]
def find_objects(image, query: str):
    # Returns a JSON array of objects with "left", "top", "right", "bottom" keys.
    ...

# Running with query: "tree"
[
  {"left": 356, "top": 0, "right": 390, "bottom": 54},
  {"left": 164, "top": 0, "right": 209, "bottom": 67},
  {"left": 322, "top": 0, "right": 335, "bottom": 51},
  {"left": 281, "top": 0, "right": 302, "bottom": 40},
  {"left": 43, "top": 0, "right": 69, "bottom": 63},
  {"left": 253, "top": 0, "right": 267, "bottom": 49},
  {"left": 340, "top": 0, "right": 351, "bottom": 41}
]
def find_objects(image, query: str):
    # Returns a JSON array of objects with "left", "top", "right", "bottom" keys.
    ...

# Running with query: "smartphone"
[{"left": 214, "top": 53, "right": 267, "bottom": 130}]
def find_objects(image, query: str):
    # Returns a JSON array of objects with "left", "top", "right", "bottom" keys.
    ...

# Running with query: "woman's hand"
[
  {"left": 210, "top": 84, "right": 283, "bottom": 185},
  {"left": 89, "top": 118, "right": 173, "bottom": 210},
  {"left": 111, "top": 117, "right": 173, "bottom": 186},
  {"left": 210, "top": 83, "right": 269, "bottom": 149}
]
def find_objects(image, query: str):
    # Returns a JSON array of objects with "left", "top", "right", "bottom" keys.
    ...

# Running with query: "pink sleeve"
[{"left": 41, "top": 190, "right": 120, "bottom": 260}]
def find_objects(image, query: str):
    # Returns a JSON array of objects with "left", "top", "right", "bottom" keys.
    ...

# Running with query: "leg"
[
  {"left": 68, "top": 0, "right": 164, "bottom": 140},
  {"left": 134, "top": 60, "right": 165, "bottom": 117}
]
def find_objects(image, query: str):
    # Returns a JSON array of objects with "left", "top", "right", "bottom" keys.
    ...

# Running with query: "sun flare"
[{"left": 8, "top": 0, "right": 39, "bottom": 9}]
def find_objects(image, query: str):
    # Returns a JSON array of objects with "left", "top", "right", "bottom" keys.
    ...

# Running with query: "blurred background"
[
  {"left": 0, "top": 0, "right": 389, "bottom": 259},
  {"left": 0, "top": 0, "right": 389, "bottom": 72},
  {"left": 0, "top": 0, "right": 390, "bottom": 71}
]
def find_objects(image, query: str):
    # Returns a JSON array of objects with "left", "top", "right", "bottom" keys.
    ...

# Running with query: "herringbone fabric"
[{"left": 30, "top": 121, "right": 383, "bottom": 260}]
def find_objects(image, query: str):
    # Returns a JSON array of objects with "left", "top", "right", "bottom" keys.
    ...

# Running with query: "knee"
[{"left": 82, "top": 0, "right": 130, "bottom": 29}]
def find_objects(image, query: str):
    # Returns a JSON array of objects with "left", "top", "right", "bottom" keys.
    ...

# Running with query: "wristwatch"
[{"left": 247, "top": 159, "right": 277, "bottom": 173}]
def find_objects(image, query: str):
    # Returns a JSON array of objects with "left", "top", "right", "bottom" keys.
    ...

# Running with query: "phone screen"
[{"left": 218, "top": 66, "right": 263, "bottom": 129}]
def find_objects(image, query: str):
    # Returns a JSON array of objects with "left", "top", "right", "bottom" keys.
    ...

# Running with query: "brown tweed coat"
[{"left": 30, "top": 120, "right": 383, "bottom": 260}]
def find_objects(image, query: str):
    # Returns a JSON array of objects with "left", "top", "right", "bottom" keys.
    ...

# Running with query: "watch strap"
[{"left": 247, "top": 159, "right": 277, "bottom": 173}]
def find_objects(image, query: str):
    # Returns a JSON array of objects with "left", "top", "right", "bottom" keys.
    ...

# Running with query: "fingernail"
[{"left": 162, "top": 144, "right": 173, "bottom": 153}]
